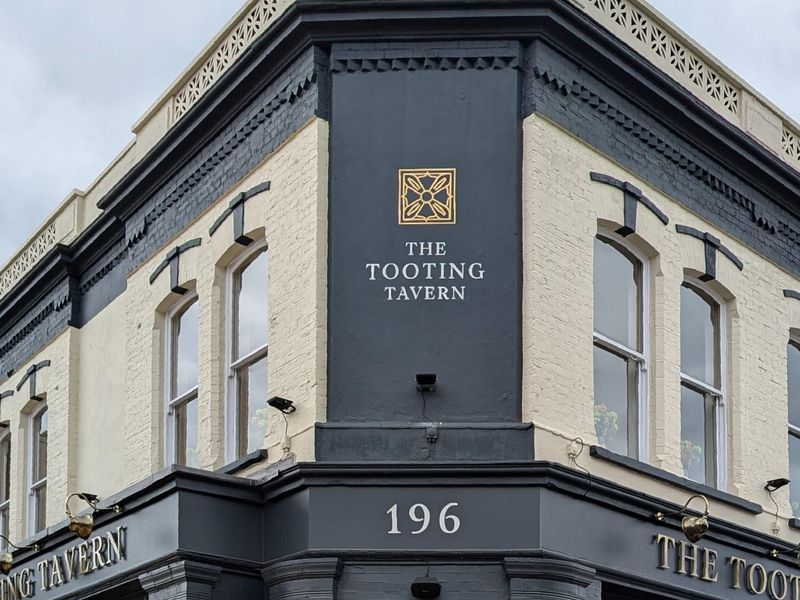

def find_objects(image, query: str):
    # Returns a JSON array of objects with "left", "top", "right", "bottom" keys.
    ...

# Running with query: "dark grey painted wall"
[{"left": 327, "top": 41, "right": 522, "bottom": 425}]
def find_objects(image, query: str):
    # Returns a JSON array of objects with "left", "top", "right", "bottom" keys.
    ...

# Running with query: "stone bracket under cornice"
[
  {"left": 149, "top": 238, "right": 202, "bottom": 295},
  {"left": 209, "top": 181, "right": 271, "bottom": 245},
  {"left": 675, "top": 225, "right": 743, "bottom": 281},
  {"left": 589, "top": 172, "right": 669, "bottom": 235}
]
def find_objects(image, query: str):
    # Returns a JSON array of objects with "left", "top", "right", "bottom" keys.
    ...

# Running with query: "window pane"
[
  {"left": 238, "top": 356, "right": 268, "bottom": 455},
  {"left": 0, "top": 507, "right": 7, "bottom": 550},
  {"left": 680, "top": 385, "right": 713, "bottom": 484},
  {"left": 680, "top": 285, "right": 718, "bottom": 386},
  {"left": 34, "top": 485, "right": 46, "bottom": 532},
  {"left": 0, "top": 434, "right": 10, "bottom": 503},
  {"left": 33, "top": 409, "right": 47, "bottom": 482},
  {"left": 176, "top": 397, "right": 199, "bottom": 468},
  {"left": 593, "top": 237, "right": 640, "bottom": 349},
  {"left": 593, "top": 346, "right": 630, "bottom": 457},
  {"left": 173, "top": 300, "right": 199, "bottom": 398},
  {"left": 790, "top": 343, "right": 800, "bottom": 427},
  {"left": 791, "top": 435, "right": 800, "bottom": 517},
  {"left": 235, "top": 250, "right": 268, "bottom": 359}
]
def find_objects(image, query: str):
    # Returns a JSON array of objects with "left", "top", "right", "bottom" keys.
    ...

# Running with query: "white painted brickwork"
[{"left": 524, "top": 113, "right": 800, "bottom": 537}]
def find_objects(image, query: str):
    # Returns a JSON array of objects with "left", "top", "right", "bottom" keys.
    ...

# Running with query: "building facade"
[{"left": 1, "top": 0, "right": 800, "bottom": 598}]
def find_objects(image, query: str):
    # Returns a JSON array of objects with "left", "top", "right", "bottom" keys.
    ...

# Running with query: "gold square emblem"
[{"left": 398, "top": 168, "right": 456, "bottom": 225}]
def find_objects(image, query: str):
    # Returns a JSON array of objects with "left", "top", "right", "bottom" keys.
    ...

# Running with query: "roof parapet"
[{"left": 582, "top": 0, "right": 800, "bottom": 167}]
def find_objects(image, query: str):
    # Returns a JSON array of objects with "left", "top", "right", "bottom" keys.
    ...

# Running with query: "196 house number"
[{"left": 386, "top": 502, "right": 461, "bottom": 535}]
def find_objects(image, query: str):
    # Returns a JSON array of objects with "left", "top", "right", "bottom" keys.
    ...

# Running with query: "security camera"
[{"left": 411, "top": 575, "right": 441, "bottom": 599}]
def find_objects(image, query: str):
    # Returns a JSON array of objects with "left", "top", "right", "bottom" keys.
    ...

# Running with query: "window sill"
[
  {"left": 589, "top": 446, "right": 762, "bottom": 514},
  {"left": 216, "top": 449, "right": 268, "bottom": 475}
]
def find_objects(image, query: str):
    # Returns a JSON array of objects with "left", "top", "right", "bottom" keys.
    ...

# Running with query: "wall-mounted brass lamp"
[
  {"left": 65, "top": 493, "right": 121, "bottom": 540},
  {"left": 0, "top": 536, "right": 39, "bottom": 575},
  {"left": 654, "top": 494, "right": 710, "bottom": 543}
]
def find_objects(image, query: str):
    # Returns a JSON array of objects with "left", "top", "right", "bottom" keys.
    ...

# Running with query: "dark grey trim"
[
  {"left": 589, "top": 445, "right": 761, "bottom": 514},
  {"left": 262, "top": 557, "right": 343, "bottom": 586},
  {"left": 0, "top": 390, "right": 12, "bottom": 400},
  {"left": 589, "top": 172, "right": 669, "bottom": 236},
  {"left": 216, "top": 449, "right": 269, "bottom": 475},
  {"left": 148, "top": 238, "right": 202, "bottom": 295},
  {"left": 675, "top": 224, "right": 744, "bottom": 281},
  {"left": 15, "top": 359, "right": 51, "bottom": 401},
  {"left": 784, "top": 289, "right": 800, "bottom": 301},
  {"left": 789, "top": 517, "right": 800, "bottom": 530},
  {"left": 208, "top": 181, "right": 271, "bottom": 245}
]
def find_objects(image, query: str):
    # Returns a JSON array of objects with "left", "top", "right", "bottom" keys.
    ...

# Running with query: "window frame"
[
  {"left": 27, "top": 403, "right": 47, "bottom": 537},
  {"left": 592, "top": 229, "right": 650, "bottom": 462},
  {"left": 679, "top": 278, "right": 727, "bottom": 489},
  {"left": 0, "top": 428, "right": 10, "bottom": 550},
  {"left": 224, "top": 241, "right": 269, "bottom": 462},
  {"left": 787, "top": 338, "right": 800, "bottom": 516},
  {"left": 164, "top": 293, "right": 200, "bottom": 467}
]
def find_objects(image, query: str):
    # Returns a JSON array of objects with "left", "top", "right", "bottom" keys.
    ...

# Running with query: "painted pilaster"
[
  {"left": 138, "top": 561, "right": 222, "bottom": 600},
  {"left": 504, "top": 557, "right": 599, "bottom": 600},
  {"left": 262, "top": 557, "right": 342, "bottom": 600}
]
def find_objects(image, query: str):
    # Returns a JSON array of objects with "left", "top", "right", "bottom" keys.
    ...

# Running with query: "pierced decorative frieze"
[
  {"left": 171, "top": 0, "right": 290, "bottom": 123},
  {"left": 0, "top": 223, "right": 57, "bottom": 299},
  {"left": 782, "top": 127, "right": 800, "bottom": 165},
  {"left": 585, "top": 0, "right": 739, "bottom": 117}
]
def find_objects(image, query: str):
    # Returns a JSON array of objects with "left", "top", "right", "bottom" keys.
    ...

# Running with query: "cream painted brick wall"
[
  {"left": 0, "top": 330, "right": 77, "bottom": 541},
  {"left": 524, "top": 113, "right": 800, "bottom": 538},
  {"left": 123, "top": 117, "right": 327, "bottom": 483}
]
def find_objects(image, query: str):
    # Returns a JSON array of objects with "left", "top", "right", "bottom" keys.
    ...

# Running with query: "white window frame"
[
  {"left": 788, "top": 338, "right": 800, "bottom": 515},
  {"left": 592, "top": 227, "right": 650, "bottom": 462},
  {"left": 164, "top": 293, "right": 200, "bottom": 466},
  {"left": 679, "top": 277, "right": 727, "bottom": 489},
  {"left": 0, "top": 428, "right": 10, "bottom": 550},
  {"left": 27, "top": 403, "right": 47, "bottom": 537},
  {"left": 224, "top": 241, "right": 269, "bottom": 462}
]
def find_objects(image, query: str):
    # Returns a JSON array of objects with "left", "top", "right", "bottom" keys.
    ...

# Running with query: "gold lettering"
[
  {"left": 748, "top": 563, "right": 768, "bottom": 595},
  {"left": 770, "top": 569, "right": 789, "bottom": 600},
  {"left": 654, "top": 534, "right": 676, "bottom": 571},
  {"left": 678, "top": 541, "right": 699, "bottom": 577},
  {"left": 729, "top": 555, "right": 747, "bottom": 589},
  {"left": 77, "top": 542, "right": 91, "bottom": 575},
  {"left": 63, "top": 547, "right": 77, "bottom": 580},
  {"left": 6, "top": 573, "right": 21, "bottom": 600},
  {"left": 701, "top": 548, "right": 719, "bottom": 582},
  {"left": 90, "top": 536, "right": 106, "bottom": 570},
  {"left": 106, "top": 527, "right": 126, "bottom": 564},
  {"left": 18, "top": 570, "right": 33, "bottom": 599},
  {"left": 36, "top": 560, "right": 50, "bottom": 591},
  {"left": 50, "top": 555, "right": 65, "bottom": 588},
  {"left": 789, "top": 573, "right": 800, "bottom": 600}
]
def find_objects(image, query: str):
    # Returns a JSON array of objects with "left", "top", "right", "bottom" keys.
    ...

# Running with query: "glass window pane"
[
  {"left": 176, "top": 398, "right": 199, "bottom": 468},
  {"left": 0, "top": 507, "right": 7, "bottom": 550},
  {"left": 34, "top": 485, "right": 46, "bottom": 532},
  {"left": 593, "top": 346, "right": 630, "bottom": 456},
  {"left": 235, "top": 250, "right": 268, "bottom": 359},
  {"left": 173, "top": 300, "right": 199, "bottom": 398},
  {"left": 680, "top": 285, "right": 718, "bottom": 386},
  {"left": 790, "top": 343, "right": 800, "bottom": 427},
  {"left": 238, "top": 356, "right": 268, "bottom": 455},
  {"left": 593, "top": 237, "right": 640, "bottom": 349},
  {"left": 680, "top": 386, "right": 710, "bottom": 484},
  {"left": 33, "top": 409, "right": 47, "bottom": 482},
  {"left": 790, "top": 435, "right": 800, "bottom": 517},
  {"left": 0, "top": 435, "right": 10, "bottom": 503}
]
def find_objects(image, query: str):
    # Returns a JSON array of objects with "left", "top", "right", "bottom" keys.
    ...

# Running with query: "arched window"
[
  {"left": 788, "top": 340, "right": 800, "bottom": 515},
  {"left": 28, "top": 404, "right": 47, "bottom": 535},
  {"left": 165, "top": 295, "right": 200, "bottom": 467},
  {"left": 593, "top": 234, "right": 647, "bottom": 459},
  {"left": 0, "top": 428, "right": 10, "bottom": 548},
  {"left": 679, "top": 282, "right": 725, "bottom": 487},
  {"left": 226, "top": 245, "right": 269, "bottom": 460}
]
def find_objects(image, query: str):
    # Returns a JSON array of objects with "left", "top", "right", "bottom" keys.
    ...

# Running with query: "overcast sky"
[{"left": 0, "top": 1, "right": 798, "bottom": 267}]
